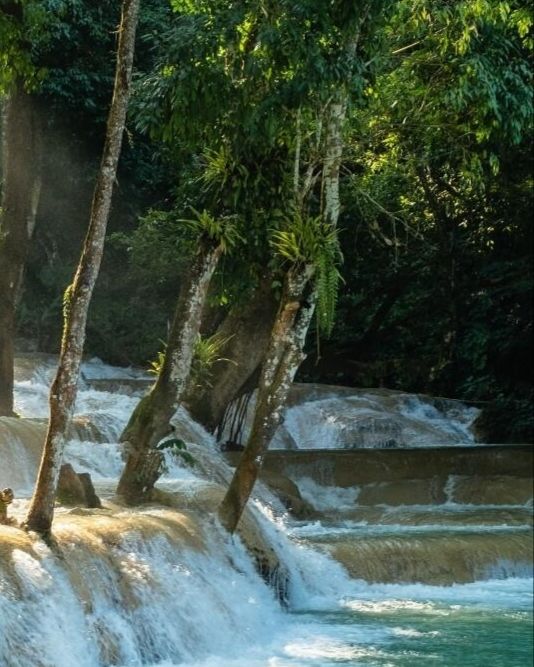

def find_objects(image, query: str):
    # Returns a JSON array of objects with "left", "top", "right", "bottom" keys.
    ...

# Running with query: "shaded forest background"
[{"left": 3, "top": 0, "right": 532, "bottom": 442}]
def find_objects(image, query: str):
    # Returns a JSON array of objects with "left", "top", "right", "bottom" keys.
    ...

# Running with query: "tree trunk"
[
  {"left": 218, "top": 266, "right": 316, "bottom": 533},
  {"left": 117, "top": 241, "right": 222, "bottom": 503},
  {"left": 322, "top": 99, "right": 346, "bottom": 228},
  {"left": 185, "top": 274, "right": 279, "bottom": 432},
  {"left": 0, "top": 85, "right": 42, "bottom": 416},
  {"left": 217, "top": 13, "right": 369, "bottom": 533},
  {"left": 24, "top": 0, "right": 139, "bottom": 537}
]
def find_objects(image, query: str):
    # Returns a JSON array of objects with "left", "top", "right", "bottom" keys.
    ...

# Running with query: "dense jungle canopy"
[{"left": 1, "top": 0, "right": 533, "bottom": 442}]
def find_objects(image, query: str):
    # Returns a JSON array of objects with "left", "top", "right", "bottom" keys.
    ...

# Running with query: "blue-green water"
[
  {"left": 171, "top": 578, "right": 533, "bottom": 667},
  {"left": 3, "top": 358, "right": 532, "bottom": 667},
  {"left": 300, "top": 581, "right": 533, "bottom": 666}
]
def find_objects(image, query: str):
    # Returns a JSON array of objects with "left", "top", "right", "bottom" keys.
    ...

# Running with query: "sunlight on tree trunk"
[
  {"left": 117, "top": 242, "right": 222, "bottom": 504},
  {"left": 218, "top": 266, "right": 315, "bottom": 533},
  {"left": 24, "top": 0, "right": 140, "bottom": 538}
]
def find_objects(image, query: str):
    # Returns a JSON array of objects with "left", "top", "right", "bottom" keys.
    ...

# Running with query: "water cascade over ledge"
[{"left": 0, "top": 355, "right": 532, "bottom": 666}]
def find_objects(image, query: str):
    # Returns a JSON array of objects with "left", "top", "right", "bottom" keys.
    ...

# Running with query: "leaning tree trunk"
[
  {"left": 24, "top": 0, "right": 139, "bottom": 537},
  {"left": 218, "top": 266, "right": 316, "bottom": 533},
  {"left": 218, "top": 85, "right": 349, "bottom": 535},
  {"left": 117, "top": 241, "right": 223, "bottom": 504},
  {"left": 0, "top": 86, "right": 42, "bottom": 416},
  {"left": 185, "top": 273, "right": 279, "bottom": 433}
]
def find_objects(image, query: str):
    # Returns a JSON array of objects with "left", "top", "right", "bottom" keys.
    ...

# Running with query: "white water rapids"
[
  {"left": 219, "top": 383, "right": 480, "bottom": 449},
  {"left": 0, "top": 355, "right": 532, "bottom": 666}
]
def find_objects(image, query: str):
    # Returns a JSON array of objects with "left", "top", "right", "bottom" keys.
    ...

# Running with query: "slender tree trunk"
[
  {"left": 0, "top": 86, "right": 42, "bottom": 416},
  {"left": 217, "top": 13, "right": 371, "bottom": 532},
  {"left": 117, "top": 241, "right": 222, "bottom": 503},
  {"left": 185, "top": 274, "right": 279, "bottom": 432},
  {"left": 24, "top": 0, "right": 139, "bottom": 537},
  {"left": 218, "top": 266, "right": 316, "bottom": 533},
  {"left": 322, "top": 99, "right": 346, "bottom": 228},
  {"left": 218, "top": 67, "right": 350, "bottom": 535}
]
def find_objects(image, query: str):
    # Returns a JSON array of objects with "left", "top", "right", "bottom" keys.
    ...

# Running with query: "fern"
[
  {"left": 270, "top": 210, "right": 343, "bottom": 336},
  {"left": 316, "top": 251, "right": 341, "bottom": 337},
  {"left": 199, "top": 146, "right": 233, "bottom": 191}
]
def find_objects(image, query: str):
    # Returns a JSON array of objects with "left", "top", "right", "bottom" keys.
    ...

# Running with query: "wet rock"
[
  {"left": 57, "top": 464, "right": 101, "bottom": 508},
  {"left": 79, "top": 472, "right": 102, "bottom": 508},
  {"left": 260, "top": 470, "right": 317, "bottom": 519},
  {"left": 220, "top": 440, "right": 244, "bottom": 452},
  {"left": 450, "top": 475, "right": 533, "bottom": 505},
  {"left": 57, "top": 464, "right": 86, "bottom": 506},
  {"left": 357, "top": 478, "right": 447, "bottom": 506}
]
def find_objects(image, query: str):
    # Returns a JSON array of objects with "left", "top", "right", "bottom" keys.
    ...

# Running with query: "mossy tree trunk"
[
  {"left": 185, "top": 273, "right": 279, "bottom": 433},
  {"left": 218, "top": 265, "right": 316, "bottom": 533},
  {"left": 0, "top": 85, "right": 42, "bottom": 416},
  {"left": 116, "top": 241, "right": 223, "bottom": 503},
  {"left": 24, "top": 0, "right": 140, "bottom": 537}
]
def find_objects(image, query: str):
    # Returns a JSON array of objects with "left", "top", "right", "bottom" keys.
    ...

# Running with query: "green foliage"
[
  {"left": 295, "top": 0, "right": 533, "bottom": 442},
  {"left": 130, "top": 0, "right": 388, "bottom": 279},
  {"left": 147, "top": 341, "right": 166, "bottom": 376},
  {"left": 190, "top": 333, "right": 234, "bottom": 388},
  {"left": 9, "top": 0, "right": 532, "bottom": 443},
  {"left": 147, "top": 332, "right": 234, "bottom": 389},
  {"left": 34, "top": 0, "right": 124, "bottom": 123},
  {"left": 110, "top": 210, "right": 192, "bottom": 285},
  {"left": 156, "top": 437, "right": 195, "bottom": 467},
  {"left": 181, "top": 209, "right": 242, "bottom": 253},
  {"left": 271, "top": 212, "right": 343, "bottom": 336},
  {"left": 0, "top": 0, "right": 48, "bottom": 93}
]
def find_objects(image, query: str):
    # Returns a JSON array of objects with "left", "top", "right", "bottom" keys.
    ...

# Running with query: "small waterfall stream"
[{"left": 0, "top": 355, "right": 532, "bottom": 666}]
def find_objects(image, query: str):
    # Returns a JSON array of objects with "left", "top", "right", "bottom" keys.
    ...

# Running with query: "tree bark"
[
  {"left": 218, "top": 266, "right": 316, "bottom": 533},
  {"left": 217, "top": 13, "right": 370, "bottom": 532},
  {"left": 0, "top": 85, "right": 42, "bottom": 416},
  {"left": 218, "top": 68, "right": 349, "bottom": 535},
  {"left": 185, "top": 274, "right": 279, "bottom": 432},
  {"left": 322, "top": 99, "right": 346, "bottom": 228},
  {"left": 24, "top": 0, "right": 140, "bottom": 537},
  {"left": 117, "top": 241, "right": 222, "bottom": 503}
]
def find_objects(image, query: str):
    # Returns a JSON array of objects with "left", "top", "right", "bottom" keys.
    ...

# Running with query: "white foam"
[
  {"left": 297, "top": 477, "right": 360, "bottom": 511},
  {"left": 3, "top": 356, "right": 531, "bottom": 667}
]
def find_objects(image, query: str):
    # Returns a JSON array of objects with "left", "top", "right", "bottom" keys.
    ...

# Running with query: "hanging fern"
[
  {"left": 270, "top": 210, "right": 343, "bottom": 337},
  {"left": 315, "top": 250, "right": 341, "bottom": 337}
]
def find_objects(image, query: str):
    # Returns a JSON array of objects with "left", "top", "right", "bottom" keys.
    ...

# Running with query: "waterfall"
[
  {"left": 218, "top": 384, "right": 480, "bottom": 450},
  {"left": 0, "top": 355, "right": 532, "bottom": 667}
]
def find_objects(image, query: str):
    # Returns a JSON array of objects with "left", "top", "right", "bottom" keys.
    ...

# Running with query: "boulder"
[
  {"left": 79, "top": 472, "right": 102, "bottom": 508},
  {"left": 260, "top": 470, "right": 316, "bottom": 519},
  {"left": 57, "top": 464, "right": 101, "bottom": 508}
]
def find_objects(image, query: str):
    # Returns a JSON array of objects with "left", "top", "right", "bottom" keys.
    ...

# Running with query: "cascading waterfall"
[
  {"left": 0, "top": 355, "right": 532, "bottom": 666},
  {"left": 219, "top": 383, "right": 480, "bottom": 449}
]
